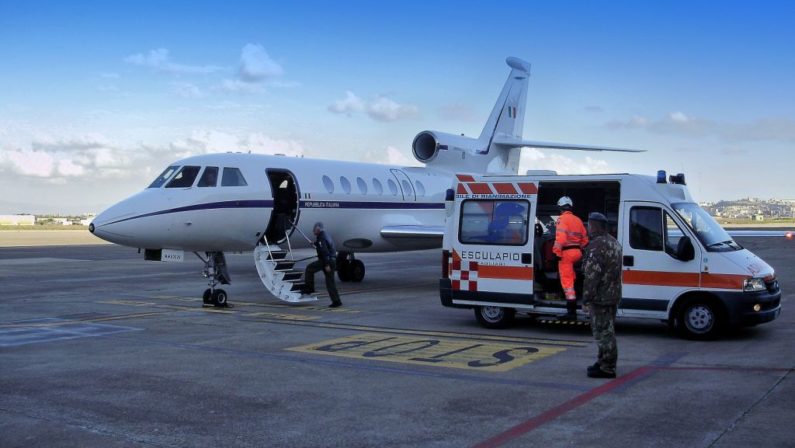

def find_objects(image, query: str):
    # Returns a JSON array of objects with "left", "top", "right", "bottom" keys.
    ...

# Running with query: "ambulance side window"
[
  {"left": 629, "top": 207, "right": 664, "bottom": 251},
  {"left": 459, "top": 200, "right": 529, "bottom": 246}
]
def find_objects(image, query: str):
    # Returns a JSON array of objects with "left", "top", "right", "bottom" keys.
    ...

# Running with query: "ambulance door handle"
[
  {"left": 521, "top": 253, "right": 532, "bottom": 264},
  {"left": 623, "top": 255, "right": 634, "bottom": 267}
]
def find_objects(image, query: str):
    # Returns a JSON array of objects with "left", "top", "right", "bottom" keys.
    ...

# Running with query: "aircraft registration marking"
[{"left": 288, "top": 332, "right": 566, "bottom": 372}]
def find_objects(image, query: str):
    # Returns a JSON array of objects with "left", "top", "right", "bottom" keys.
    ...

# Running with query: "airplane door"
[
  {"left": 390, "top": 169, "right": 416, "bottom": 201},
  {"left": 620, "top": 202, "right": 702, "bottom": 318},
  {"left": 265, "top": 169, "right": 300, "bottom": 243}
]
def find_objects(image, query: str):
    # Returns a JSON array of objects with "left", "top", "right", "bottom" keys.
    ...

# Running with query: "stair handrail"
[{"left": 288, "top": 219, "right": 315, "bottom": 245}]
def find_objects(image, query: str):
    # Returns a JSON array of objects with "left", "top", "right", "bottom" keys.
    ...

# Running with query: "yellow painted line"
[
  {"left": 288, "top": 332, "right": 566, "bottom": 372},
  {"left": 100, "top": 299, "right": 158, "bottom": 307},
  {"left": 254, "top": 319, "right": 587, "bottom": 347},
  {"left": 248, "top": 312, "right": 319, "bottom": 321},
  {"left": 0, "top": 312, "right": 166, "bottom": 328}
]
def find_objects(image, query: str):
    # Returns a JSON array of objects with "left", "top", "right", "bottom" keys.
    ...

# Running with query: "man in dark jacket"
[
  {"left": 303, "top": 222, "right": 342, "bottom": 307},
  {"left": 582, "top": 212, "right": 622, "bottom": 378}
]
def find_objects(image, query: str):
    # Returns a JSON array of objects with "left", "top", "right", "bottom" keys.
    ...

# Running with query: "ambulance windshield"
[{"left": 672, "top": 203, "right": 741, "bottom": 251}]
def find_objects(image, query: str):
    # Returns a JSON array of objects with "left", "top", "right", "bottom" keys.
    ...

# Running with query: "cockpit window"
[
  {"left": 222, "top": 167, "right": 248, "bottom": 187},
  {"left": 165, "top": 166, "right": 201, "bottom": 188},
  {"left": 148, "top": 165, "right": 180, "bottom": 188},
  {"left": 197, "top": 166, "right": 219, "bottom": 187}
]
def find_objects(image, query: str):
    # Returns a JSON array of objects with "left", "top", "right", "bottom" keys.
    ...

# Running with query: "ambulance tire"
[
  {"left": 475, "top": 306, "right": 515, "bottom": 329},
  {"left": 677, "top": 298, "right": 723, "bottom": 340}
]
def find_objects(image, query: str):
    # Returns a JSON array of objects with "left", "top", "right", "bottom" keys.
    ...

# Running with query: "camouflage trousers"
[{"left": 591, "top": 304, "right": 618, "bottom": 374}]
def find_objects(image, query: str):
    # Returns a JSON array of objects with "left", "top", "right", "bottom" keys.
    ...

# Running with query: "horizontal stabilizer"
[{"left": 492, "top": 135, "right": 644, "bottom": 153}]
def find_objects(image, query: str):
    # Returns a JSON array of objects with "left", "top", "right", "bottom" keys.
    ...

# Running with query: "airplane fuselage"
[{"left": 91, "top": 152, "right": 452, "bottom": 253}]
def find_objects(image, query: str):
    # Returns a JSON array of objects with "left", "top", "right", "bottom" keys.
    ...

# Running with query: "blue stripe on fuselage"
[{"left": 99, "top": 199, "right": 444, "bottom": 226}]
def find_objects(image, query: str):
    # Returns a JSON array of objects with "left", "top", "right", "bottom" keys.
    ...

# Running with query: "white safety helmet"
[{"left": 557, "top": 196, "right": 573, "bottom": 208}]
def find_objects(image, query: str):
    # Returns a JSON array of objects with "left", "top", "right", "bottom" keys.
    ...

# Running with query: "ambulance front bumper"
[{"left": 715, "top": 289, "right": 781, "bottom": 327}]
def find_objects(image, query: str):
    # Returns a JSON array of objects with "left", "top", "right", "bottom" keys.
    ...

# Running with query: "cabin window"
[
  {"left": 165, "top": 166, "right": 201, "bottom": 188},
  {"left": 415, "top": 181, "right": 426, "bottom": 197},
  {"left": 629, "top": 207, "right": 664, "bottom": 251},
  {"left": 340, "top": 176, "right": 352, "bottom": 194},
  {"left": 401, "top": 180, "right": 413, "bottom": 196},
  {"left": 459, "top": 200, "right": 530, "bottom": 246},
  {"left": 322, "top": 175, "right": 334, "bottom": 194},
  {"left": 197, "top": 166, "right": 219, "bottom": 187},
  {"left": 221, "top": 167, "right": 248, "bottom": 187},
  {"left": 387, "top": 179, "right": 399, "bottom": 196},
  {"left": 148, "top": 165, "right": 180, "bottom": 188},
  {"left": 372, "top": 178, "right": 383, "bottom": 195},
  {"left": 356, "top": 177, "right": 368, "bottom": 194}
]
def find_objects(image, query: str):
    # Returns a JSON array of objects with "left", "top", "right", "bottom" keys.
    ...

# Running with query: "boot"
[{"left": 559, "top": 299, "right": 577, "bottom": 321}]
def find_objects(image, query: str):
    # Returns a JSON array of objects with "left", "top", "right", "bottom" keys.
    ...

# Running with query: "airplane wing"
[
  {"left": 727, "top": 230, "right": 794, "bottom": 238},
  {"left": 380, "top": 225, "right": 444, "bottom": 240},
  {"left": 492, "top": 135, "right": 644, "bottom": 153}
]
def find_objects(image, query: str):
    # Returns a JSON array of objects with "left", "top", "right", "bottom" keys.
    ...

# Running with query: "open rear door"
[{"left": 449, "top": 179, "right": 538, "bottom": 307}]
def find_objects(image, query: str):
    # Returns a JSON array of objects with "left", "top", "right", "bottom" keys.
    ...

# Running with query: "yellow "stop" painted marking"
[{"left": 288, "top": 333, "right": 566, "bottom": 372}]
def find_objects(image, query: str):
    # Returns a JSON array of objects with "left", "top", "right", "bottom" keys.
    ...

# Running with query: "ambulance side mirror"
[{"left": 673, "top": 236, "right": 695, "bottom": 262}]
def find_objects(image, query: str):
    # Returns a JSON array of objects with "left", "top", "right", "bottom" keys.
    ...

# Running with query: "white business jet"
[{"left": 90, "top": 57, "right": 640, "bottom": 306}]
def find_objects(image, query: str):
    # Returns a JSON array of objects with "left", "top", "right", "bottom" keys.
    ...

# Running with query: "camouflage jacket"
[{"left": 582, "top": 232, "right": 623, "bottom": 306}]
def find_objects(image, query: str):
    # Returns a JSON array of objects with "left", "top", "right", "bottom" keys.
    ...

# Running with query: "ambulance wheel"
[
  {"left": 202, "top": 289, "right": 212, "bottom": 305},
  {"left": 212, "top": 289, "right": 228, "bottom": 307},
  {"left": 349, "top": 260, "right": 365, "bottom": 282},
  {"left": 678, "top": 299, "right": 722, "bottom": 340},
  {"left": 475, "top": 306, "right": 515, "bottom": 329}
]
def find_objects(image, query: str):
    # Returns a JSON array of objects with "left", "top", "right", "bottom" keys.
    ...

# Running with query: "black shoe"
[
  {"left": 587, "top": 362, "right": 601, "bottom": 373},
  {"left": 587, "top": 368, "right": 616, "bottom": 379},
  {"left": 328, "top": 302, "right": 342, "bottom": 308}
]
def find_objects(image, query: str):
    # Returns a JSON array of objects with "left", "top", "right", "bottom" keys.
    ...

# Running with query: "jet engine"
[{"left": 412, "top": 131, "right": 483, "bottom": 163}]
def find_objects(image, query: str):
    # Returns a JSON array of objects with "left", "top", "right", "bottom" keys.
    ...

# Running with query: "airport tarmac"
[{"left": 1, "top": 238, "right": 792, "bottom": 447}]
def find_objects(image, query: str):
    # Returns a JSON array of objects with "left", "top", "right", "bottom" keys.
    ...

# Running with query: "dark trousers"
[
  {"left": 591, "top": 304, "right": 618, "bottom": 373},
  {"left": 305, "top": 259, "right": 341, "bottom": 304}
]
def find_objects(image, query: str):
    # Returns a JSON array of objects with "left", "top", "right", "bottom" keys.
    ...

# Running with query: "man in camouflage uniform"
[{"left": 582, "top": 212, "right": 622, "bottom": 379}]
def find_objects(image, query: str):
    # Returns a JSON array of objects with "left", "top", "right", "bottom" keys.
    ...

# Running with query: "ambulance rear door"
[{"left": 450, "top": 179, "right": 539, "bottom": 308}]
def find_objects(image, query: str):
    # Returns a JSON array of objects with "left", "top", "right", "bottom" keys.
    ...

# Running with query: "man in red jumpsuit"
[{"left": 553, "top": 196, "right": 589, "bottom": 320}]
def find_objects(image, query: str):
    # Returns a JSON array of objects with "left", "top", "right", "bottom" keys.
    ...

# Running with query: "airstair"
[{"left": 254, "top": 222, "right": 318, "bottom": 303}]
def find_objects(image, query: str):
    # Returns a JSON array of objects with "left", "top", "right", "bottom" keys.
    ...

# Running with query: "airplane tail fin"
[{"left": 410, "top": 57, "right": 642, "bottom": 174}]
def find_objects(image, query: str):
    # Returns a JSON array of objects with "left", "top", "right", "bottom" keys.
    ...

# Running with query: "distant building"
[
  {"left": 0, "top": 215, "right": 36, "bottom": 226},
  {"left": 51, "top": 217, "right": 72, "bottom": 226}
]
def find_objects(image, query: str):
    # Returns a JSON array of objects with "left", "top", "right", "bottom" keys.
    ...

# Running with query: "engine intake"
[
  {"left": 412, "top": 131, "right": 482, "bottom": 164},
  {"left": 412, "top": 131, "right": 440, "bottom": 162}
]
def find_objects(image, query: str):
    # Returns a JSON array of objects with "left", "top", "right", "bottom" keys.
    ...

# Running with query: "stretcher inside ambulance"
[{"left": 439, "top": 172, "right": 782, "bottom": 339}]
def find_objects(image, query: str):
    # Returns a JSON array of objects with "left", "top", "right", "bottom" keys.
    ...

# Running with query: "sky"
[{"left": 1, "top": 0, "right": 794, "bottom": 214}]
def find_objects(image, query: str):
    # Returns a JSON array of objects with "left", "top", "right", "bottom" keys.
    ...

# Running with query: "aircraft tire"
[
  {"left": 202, "top": 289, "right": 212, "bottom": 305},
  {"left": 337, "top": 253, "right": 352, "bottom": 282},
  {"left": 349, "top": 260, "right": 365, "bottom": 282},
  {"left": 213, "top": 289, "right": 228, "bottom": 307}
]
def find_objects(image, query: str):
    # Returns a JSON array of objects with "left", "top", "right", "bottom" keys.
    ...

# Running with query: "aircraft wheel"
[
  {"left": 202, "top": 288, "right": 212, "bottom": 305},
  {"left": 475, "top": 306, "right": 515, "bottom": 329},
  {"left": 349, "top": 260, "right": 365, "bottom": 282},
  {"left": 337, "top": 254, "right": 351, "bottom": 282},
  {"left": 212, "top": 289, "right": 228, "bottom": 307}
]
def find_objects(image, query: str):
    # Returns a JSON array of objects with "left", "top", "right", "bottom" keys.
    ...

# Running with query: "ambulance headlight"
[
  {"left": 743, "top": 278, "right": 766, "bottom": 292},
  {"left": 753, "top": 304, "right": 762, "bottom": 312}
]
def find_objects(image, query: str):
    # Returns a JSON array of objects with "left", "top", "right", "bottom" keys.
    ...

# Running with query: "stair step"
[
  {"left": 267, "top": 251, "right": 289, "bottom": 260},
  {"left": 288, "top": 282, "right": 306, "bottom": 292},
  {"left": 274, "top": 261, "right": 296, "bottom": 271},
  {"left": 282, "top": 272, "right": 302, "bottom": 281}
]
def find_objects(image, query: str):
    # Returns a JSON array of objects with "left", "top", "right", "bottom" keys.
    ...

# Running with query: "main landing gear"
[
  {"left": 195, "top": 251, "right": 231, "bottom": 307},
  {"left": 336, "top": 252, "right": 365, "bottom": 282}
]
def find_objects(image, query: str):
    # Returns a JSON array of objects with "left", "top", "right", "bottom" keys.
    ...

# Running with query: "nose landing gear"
[{"left": 196, "top": 252, "right": 231, "bottom": 307}]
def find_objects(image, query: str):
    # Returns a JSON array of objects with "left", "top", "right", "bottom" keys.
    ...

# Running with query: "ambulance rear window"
[{"left": 459, "top": 200, "right": 530, "bottom": 246}]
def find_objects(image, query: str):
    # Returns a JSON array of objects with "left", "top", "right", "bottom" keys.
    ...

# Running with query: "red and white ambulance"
[{"left": 439, "top": 171, "right": 783, "bottom": 339}]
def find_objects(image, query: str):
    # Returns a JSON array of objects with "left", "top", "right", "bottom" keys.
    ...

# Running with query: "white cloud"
[
  {"left": 169, "top": 130, "right": 304, "bottom": 158},
  {"left": 518, "top": 148, "right": 609, "bottom": 174},
  {"left": 217, "top": 79, "right": 266, "bottom": 94},
  {"left": 124, "top": 48, "right": 224, "bottom": 75},
  {"left": 238, "top": 43, "right": 284, "bottom": 82},
  {"left": 438, "top": 103, "right": 477, "bottom": 122},
  {"left": 605, "top": 112, "right": 795, "bottom": 142},
  {"left": 173, "top": 82, "right": 204, "bottom": 98},
  {"left": 328, "top": 91, "right": 365, "bottom": 115},
  {"left": 1, "top": 149, "right": 55, "bottom": 177},
  {"left": 367, "top": 96, "right": 419, "bottom": 122},
  {"left": 362, "top": 146, "right": 421, "bottom": 166},
  {"left": 328, "top": 91, "right": 418, "bottom": 122}
]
